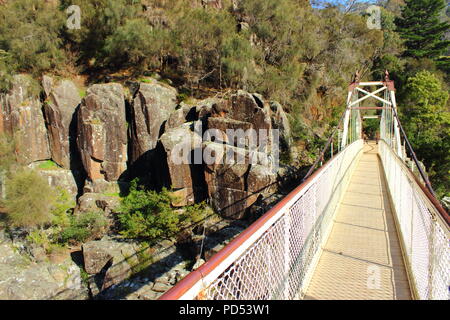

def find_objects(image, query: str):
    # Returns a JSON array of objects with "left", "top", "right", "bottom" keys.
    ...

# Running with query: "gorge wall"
[{"left": 0, "top": 75, "right": 292, "bottom": 220}]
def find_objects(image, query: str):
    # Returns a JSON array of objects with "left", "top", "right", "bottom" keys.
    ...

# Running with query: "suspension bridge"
[{"left": 159, "top": 73, "right": 449, "bottom": 300}]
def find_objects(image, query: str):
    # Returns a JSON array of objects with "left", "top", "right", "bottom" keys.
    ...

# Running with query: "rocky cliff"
[
  {"left": 1, "top": 75, "right": 291, "bottom": 218},
  {"left": 0, "top": 74, "right": 295, "bottom": 299}
]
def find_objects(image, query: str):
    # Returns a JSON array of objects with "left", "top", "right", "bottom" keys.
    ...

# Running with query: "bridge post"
[
  {"left": 341, "top": 89, "right": 354, "bottom": 149},
  {"left": 389, "top": 90, "right": 403, "bottom": 159},
  {"left": 383, "top": 75, "right": 403, "bottom": 158}
]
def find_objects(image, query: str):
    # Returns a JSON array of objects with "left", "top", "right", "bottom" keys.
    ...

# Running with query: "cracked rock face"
[
  {"left": 159, "top": 123, "right": 205, "bottom": 205},
  {"left": 227, "top": 91, "right": 272, "bottom": 134},
  {"left": 76, "top": 83, "right": 128, "bottom": 181},
  {"left": 200, "top": 92, "right": 276, "bottom": 219},
  {"left": 0, "top": 75, "right": 51, "bottom": 164},
  {"left": 203, "top": 142, "right": 275, "bottom": 219},
  {"left": 129, "top": 80, "right": 178, "bottom": 165},
  {"left": 42, "top": 75, "right": 81, "bottom": 169}
]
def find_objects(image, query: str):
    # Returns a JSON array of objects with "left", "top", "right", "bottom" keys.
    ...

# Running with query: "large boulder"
[
  {"left": 82, "top": 240, "right": 137, "bottom": 291},
  {"left": 207, "top": 117, "right": 254, "bottom": 147},
  {"left": 203, "top": 142, "right": 275, "bottom": 219},
  {"left": 247, "top": 164, "right": 276, "bottom": 194},
  {"left": 34, "top": 165, "right": 79, "bottom": 201},
  {"left": 77, "top": 83, "right": 128, "bottom": 181},
  {"left": 226, "top": 91, "right": 272, "bottom": 134},
  {"left": 0, "top": 75, "right": 51, "bottom": 164},
  {"left": 0, "top": 239, "right": 85, "bottom": 300},
  {"left": 42, "top": 76, "right": 81, "bottom": 169},
  {"left": 83, "top": 240, "right": 122, "bottom": 275},
  {"left": 159, "top": 123, "right": 205, "bottom": 205},
  {"left": 83, "top": 238, "right": 182, "bottom": 293},
  {"left": 164, "top": 102, "right": 198, "bottom": 131},
  {"left": 207, "top": 91, "right": 273, "bottom": 153},
  {"left": 129, "top": 80, "right": 178, "bottom": 165},
  {"left": 198, "top": 92, "right": 279, "bottom": 219},
  {"left": 76, "top": 192, "right": 120, "bottom": 215}
]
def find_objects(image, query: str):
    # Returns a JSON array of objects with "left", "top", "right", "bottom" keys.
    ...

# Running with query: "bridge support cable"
[{"left": 379, "top": 72, "right": 436, "bottom": 197}]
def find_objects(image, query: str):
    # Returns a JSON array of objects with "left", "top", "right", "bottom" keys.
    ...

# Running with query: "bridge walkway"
[{"left": 304, "top": 142, "right": 412, "bottom": 300}]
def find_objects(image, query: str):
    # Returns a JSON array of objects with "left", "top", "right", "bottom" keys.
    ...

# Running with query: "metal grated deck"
[{"left": 304, "top": 143, "right": 412, "bottom": 300}]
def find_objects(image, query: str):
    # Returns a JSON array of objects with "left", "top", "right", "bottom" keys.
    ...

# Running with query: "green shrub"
[
  {"left": 170, "top": 6, "right": 237, "bottom": 87},
  {"left": 59, "top": 211, "right": 108, "bottom": 244},
  {"left": 118, "top": 180, "right": 180, "bottom": 241},
  {"left": 118, "top": 179, "right": 215, "bottom": 242},
  {"left": 182, "top": 202, "right": 212, "bottom": 225},
  {"left": 51, "top": 189, "right": 76, "bottom": 229},
  {"left": 0, "top": 49, "right": 14, "bottom": 92},
  {"left": 4, "top": 169, "right": 56, "bottom": 228},
  {"left": 102, "top": 18, "right": 170, "bottom": 72},
  {"left": 27, "top": 229, "right": 51, "bottom": 248},
  {"left": 60, "top": 0, "right": 144, "bottom": 64},
  {"left": 220, "top": 33, "right": 256, "bottom": 88}
]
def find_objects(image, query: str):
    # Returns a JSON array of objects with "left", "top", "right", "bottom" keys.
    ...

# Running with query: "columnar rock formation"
[
  {"left": 1, "top": 73, "right": 289, "bottom": 220},
  {"left": 159, "top": 123, "right": 205, "bottom": 206},
  {"left": 0, "top": 74, "right": 296, "bottom": 299},
  {"left": 202, "top": 91, "right": 277, "bottom": 219},
  {"left": 77, "top": 83, "right": 128, "bottom": 182},
  {"left": 129, "top": 80, "right": 178, "bottom": 165},
  {"left": 0, "top": 75, "right": 50, "bottom": 164},
  {"left": 42, "top": 75, "right": 81, "bottom": 169}
]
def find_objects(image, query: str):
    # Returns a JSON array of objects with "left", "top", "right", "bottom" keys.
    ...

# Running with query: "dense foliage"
[
  {"left": 0, "top": 0, "right": 448, "bottom": 197},
  {"left": 0, "top": 0, "right": 66, "bottom": 90},
  {"left": 3, "top": 169, "right": 56, "bottom": 227},
  {"left": 118, "top": 179, "right": 211, "bottom": 242},
  {"left": 395, "top": 0, "right": 449, "bottom": 60},
  {"left": 59, "top": 211, "right": 109, "bottom": 244},
  {"left": 2, "top": 168, "right": 108, "bottom": 245},
  {"left": 400, "top": 71, "right": 449, "bottom": 196}
]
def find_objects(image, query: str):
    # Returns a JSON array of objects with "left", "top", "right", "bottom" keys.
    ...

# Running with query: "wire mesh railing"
[
  {"left": 160, "top": 139, "right": 364, "bottom": 300},
  {"left": 379, "top": 140, "right": 449, "bottom": 300}
]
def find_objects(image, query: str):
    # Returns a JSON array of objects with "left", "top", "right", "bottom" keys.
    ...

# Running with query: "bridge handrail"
[
  {"left": 379, "top": 139, "right": 449, "bottom": 300},
  {"left": 160, "top": 139, "right": 364, "bottom": 300}
]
